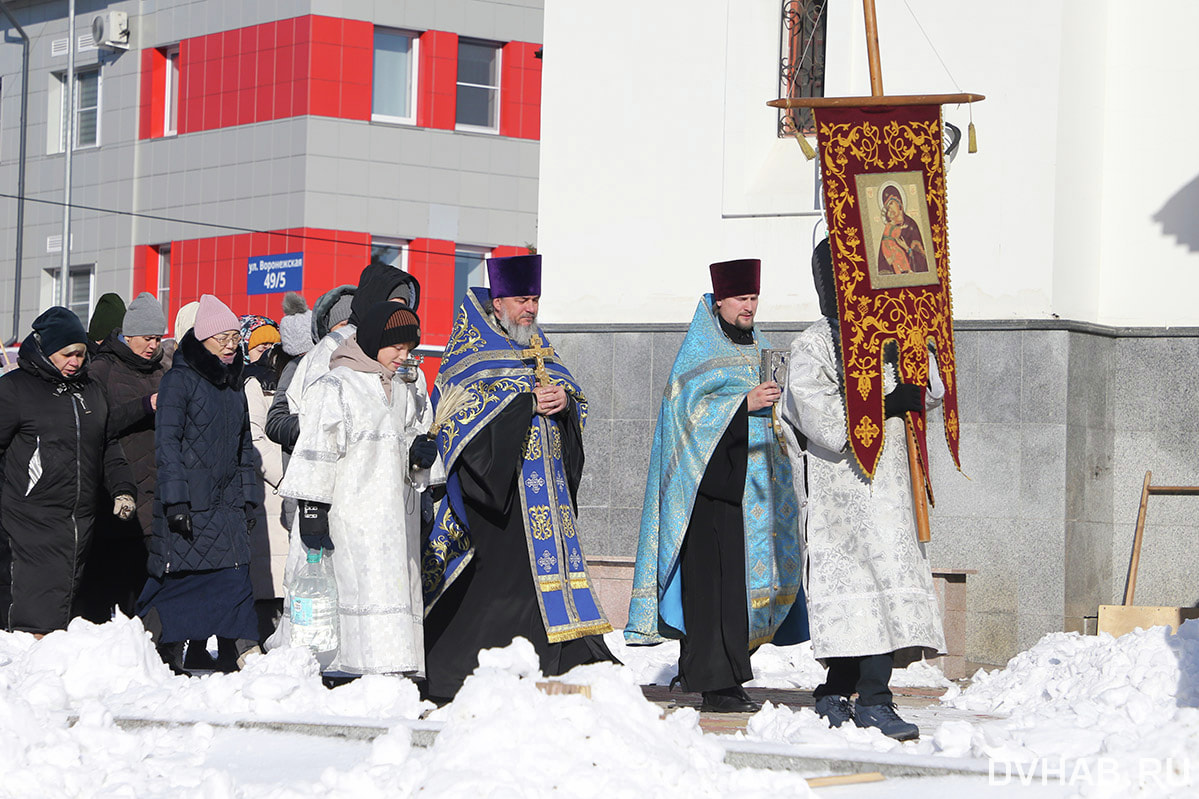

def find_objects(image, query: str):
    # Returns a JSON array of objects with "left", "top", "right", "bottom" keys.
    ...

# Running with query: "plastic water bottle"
[{"left": 290, "top": 548, "right": 338, "bottom": 666}]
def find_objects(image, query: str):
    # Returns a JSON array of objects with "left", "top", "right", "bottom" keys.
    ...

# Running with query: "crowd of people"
[{"left": 0, "top": 245, "right": 946, "bottom": 741}]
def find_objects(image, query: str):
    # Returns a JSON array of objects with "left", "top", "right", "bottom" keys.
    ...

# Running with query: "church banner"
[{"left": 813, "top": 103, "right": 961, "bottom": 480}]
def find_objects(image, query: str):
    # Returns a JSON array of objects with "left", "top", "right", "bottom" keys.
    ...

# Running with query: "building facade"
[
  {"left": 0, "top": 0, "right": 543, "bottom": 380},
  {"left": 538, "top": 0, "right": 1199, "bottom": 667}
]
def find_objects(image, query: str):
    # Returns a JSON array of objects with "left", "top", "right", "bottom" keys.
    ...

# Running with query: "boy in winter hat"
[{"left": 273, "top": 300, "right": 437, "bottom": 674}]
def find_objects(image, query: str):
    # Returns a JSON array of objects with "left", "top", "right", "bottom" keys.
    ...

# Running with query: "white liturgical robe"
[
  {"left": 781, "top": 320, "right": 946, "bottom": 666},
  {"left": 278, "top": 362, "right": 432, "bottom": 675}
]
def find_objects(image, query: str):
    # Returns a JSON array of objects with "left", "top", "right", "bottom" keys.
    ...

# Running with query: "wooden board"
[{"left": 1097, "top": 605, "right": 1199, "bottom": 638}]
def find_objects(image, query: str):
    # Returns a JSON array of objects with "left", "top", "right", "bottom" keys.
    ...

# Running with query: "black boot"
[
  {"left": 156, "top": 641, "right": 190, "bottom": 676},
  {"left": 700, "top": 685, "right": 761, "bottom": 713}
]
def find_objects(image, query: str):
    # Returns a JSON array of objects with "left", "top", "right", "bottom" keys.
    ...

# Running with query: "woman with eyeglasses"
[{"left": 138, "top": 294, "right": 262, "bottom": 674}]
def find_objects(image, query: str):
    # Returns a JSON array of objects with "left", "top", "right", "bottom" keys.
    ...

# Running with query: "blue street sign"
[{"left": 248, "top": 252, "right": 303, "bottom": 295}]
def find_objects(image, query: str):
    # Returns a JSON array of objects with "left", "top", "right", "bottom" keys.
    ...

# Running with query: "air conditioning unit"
[{"left": 91, "top": 11, "right": 129, "bottom": 50}]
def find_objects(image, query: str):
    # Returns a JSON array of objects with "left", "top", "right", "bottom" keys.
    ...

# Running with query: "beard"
[{"left": 497, "top": 308, "right": 539, "bottom": 347}]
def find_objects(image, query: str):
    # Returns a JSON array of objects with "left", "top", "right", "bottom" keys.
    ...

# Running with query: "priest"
[
  {"left": 779, "top": 239, "right": 945, "bottom": 741},
  {"left": 422, "top": 254, "right": 614, "bottom": 701},
  {"left": 627, "top": 259, "right": 805, "bottom": 713}
]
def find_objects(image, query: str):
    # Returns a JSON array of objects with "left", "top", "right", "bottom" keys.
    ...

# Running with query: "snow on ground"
[
  {"left": 2, "top": 614, "right": 1197, "bottom": 797},
  {"left": 743, "top": 622, "right": 1199, "bottom": 797},
  {"left": 0, "top": 616, "right": 813, "bottom": 798}
]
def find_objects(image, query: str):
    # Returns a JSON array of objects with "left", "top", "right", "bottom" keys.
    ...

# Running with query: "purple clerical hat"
[
  {"left": 710, "top": 258, "right": 761, "bottom": 300},
  {"left": 487, "top": 254, "right": 542, "bottom": 299}
]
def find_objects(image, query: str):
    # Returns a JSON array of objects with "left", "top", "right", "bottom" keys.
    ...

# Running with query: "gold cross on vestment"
[{"left": 519, "top": 334, "right": 555, "bottom": 386}]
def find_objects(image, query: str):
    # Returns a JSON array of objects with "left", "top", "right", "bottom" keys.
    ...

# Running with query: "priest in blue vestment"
[
  {"left": 422, "top": 254, "right": 615, "bottom": 701},
  {"left": 628, "top": 259, "right": 806, "bottom": 712}
]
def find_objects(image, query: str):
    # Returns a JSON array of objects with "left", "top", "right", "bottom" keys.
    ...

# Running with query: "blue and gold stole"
[{"left": 423, "top": 287, "right": 612, "bottom": 644}]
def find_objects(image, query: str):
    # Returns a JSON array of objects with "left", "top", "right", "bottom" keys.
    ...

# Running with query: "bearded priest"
[
  {"left": 422, "top": 254, "right": 616, "bottom": 702},
  {"left": 628, "top": 259, "right": 806, "bottom": 713}
]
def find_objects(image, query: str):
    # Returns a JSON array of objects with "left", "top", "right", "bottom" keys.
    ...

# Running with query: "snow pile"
[
  {"left": 607, "top": 632, "right": 950, "bottom": 690},
  {"left": 0, "top": 614, "right": 429, "bottom": 723},
  {"left": 745, "top": 624, "right": 1199, "bottom": 796},
  {"left": 308, "top": 637, "right": 813, "bottom": 798}
]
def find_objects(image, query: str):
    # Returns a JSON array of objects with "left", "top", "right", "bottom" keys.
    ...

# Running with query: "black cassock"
[
  {"left": 424, "top": 394, "right": 615, "bottom": 700},
  {"left": 677, "top": 399, "right": 751, "bottom": 692},
  {"left": 677, "top": 315, "right": 755, "bottom": 693}
]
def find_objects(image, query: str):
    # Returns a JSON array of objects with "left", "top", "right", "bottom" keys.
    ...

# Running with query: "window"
[
  {"left": 371, "top": 237, "right": 408, "bottom": 271},
  {"left": 456, "top": 40, "right": 500, "bottom": 133},
  {"left": 454, "top": 247, "right": 489, "bottom": 307},
  {"left": 48, "top": 68, "right": 101, "bottom": 152},
  {"left": 164, "top": 47, "right": 180, "bottom": 135},
  {"left": 46, "top": 265, "right": 95, "bottom": 324},
  {"left": 157, "top": 244, "right": 172, "bottom": 316},
  {"left": 778, "top": 0, "right": 827, "bottom": 136},
  {"left": 372, "top": 29, "right": 418, "bottom": 124}
]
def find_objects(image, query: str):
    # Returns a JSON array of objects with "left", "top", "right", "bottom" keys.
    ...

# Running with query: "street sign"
[{"left": 248, "top": 252, "right": 303, "bottom": 295}]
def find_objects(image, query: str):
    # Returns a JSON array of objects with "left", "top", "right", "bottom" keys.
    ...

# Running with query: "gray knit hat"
[
  {"left": 326, "top": 293, "right": 354, "bottom": 331},
  {"left": 279, "top": 291, "right": 315, "bottom": 356},
  {"left": 122, "top": 292, "right": 167, "bottom": 337}
]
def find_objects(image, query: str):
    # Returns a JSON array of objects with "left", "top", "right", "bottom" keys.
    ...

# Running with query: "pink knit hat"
[{"left": 191, "top": 294, "right": 240, "bottom": 341}]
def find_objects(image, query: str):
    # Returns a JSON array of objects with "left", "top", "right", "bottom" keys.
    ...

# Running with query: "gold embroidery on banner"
[
  {"left": 818, "top": 110, "right": 961, "bottom": 476},
  {"left": 559, "top": 505, "right": 578, "bottom": 538},
  {"left": 539, "top": 579, "right": 563, "bottom": 592},
  {"left": 524, "top": 426, "right": 542, "bottom": 460},
  {"left": 946, "top": 408, "right": 959, "bottom": 439},
  {"left": 548, "top": 424, "right": 562, "bottom": 459},
  {"left": 529, "top": 505, "right": 553, "bottom": 540},
  {"left": 569, "top": 577, "right": 590, "bottom": 590},
  {"left": 854, "top": 415, "right": 881, "bottom": 447}
]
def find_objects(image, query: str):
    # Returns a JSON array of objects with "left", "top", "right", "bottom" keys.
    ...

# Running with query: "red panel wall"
[
  {"left": 499, "top": 41, "right": 541, "bottom": 140},
  {"left": 138, "top": 48, "right": 168, "bottom": 140},
  {"left": 165, "top": 228, "right": 371, "bottom": 325},
  {"left": 133, "top": 245, "right": 157, "bottom": 296},
  {"left": 407, "top": 238, "right": 455, "bottom": 349},
  {"left": 172, "top": 15, "right": 373, "bottom": 135},
  {"left": 417, "top": 30, "right": 458, "bottom": 130}
]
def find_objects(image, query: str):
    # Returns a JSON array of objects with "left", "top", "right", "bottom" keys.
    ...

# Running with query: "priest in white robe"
[
  {"left": 278, "top": 301, "right": 435, "bottom": 676},
  {"left": 780, "top": 239, "right": 945, "bottom": 741}
]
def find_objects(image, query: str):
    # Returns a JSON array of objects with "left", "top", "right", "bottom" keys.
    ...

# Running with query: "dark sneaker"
[
  {"left": 813, "top": 695, "right": 855, "bottom": 728},
  {"left": 701, "top": 686, "right": 762, "bottom": 713},
  {"left": 854, "top": 702, "right": 920, "bottom": 741}
]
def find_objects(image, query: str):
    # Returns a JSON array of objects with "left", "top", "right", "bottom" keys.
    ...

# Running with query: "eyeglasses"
[{"left": 212, "top": 333, "right": 242, "bottom": 346}]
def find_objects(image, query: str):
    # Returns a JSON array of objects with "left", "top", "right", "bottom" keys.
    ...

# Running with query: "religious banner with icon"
[{"left": 812, "top": 103, "right": 962, "bottom": 483}]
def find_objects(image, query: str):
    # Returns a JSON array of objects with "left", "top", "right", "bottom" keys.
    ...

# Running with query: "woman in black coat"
[
  {"left": 137, "top": 295, "right": 260, "bottom": 672},
  {"left": 77, "top": 292, "right": 169, "bottom": 622},
  {"left": 0, "top": 307, "right": 136, "bottom": 635}
]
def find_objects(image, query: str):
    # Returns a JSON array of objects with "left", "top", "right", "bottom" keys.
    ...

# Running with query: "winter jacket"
[
  {"left": 90, "top": 332, "right": 165, "bottom": 535},
  {"left": 149, "top": 331, "right": 257, "bottom": 576},
  {"left": 0, "top": 335, "right": 135, "bottom": 633}
]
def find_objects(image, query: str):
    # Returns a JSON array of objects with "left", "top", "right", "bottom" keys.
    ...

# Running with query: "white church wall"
[{"left": 539, "top": 0, "right": 1199, "bottom": 327}]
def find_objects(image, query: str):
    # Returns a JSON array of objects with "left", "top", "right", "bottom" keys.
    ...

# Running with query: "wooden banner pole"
[
  {"left": 906, "top": 415, "right": 932, "bottom": 543},
  {"left": 862, "top": 0, "right": 884, "bottom": 96}
]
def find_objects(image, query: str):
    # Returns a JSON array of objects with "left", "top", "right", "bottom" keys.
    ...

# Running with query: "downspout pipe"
[{"left": 0, "top": 2, "right": 29, "bottom": 344}]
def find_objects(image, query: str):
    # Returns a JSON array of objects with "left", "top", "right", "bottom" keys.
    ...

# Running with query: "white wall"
[{"left": 538, "top": 0, "right": 1199, "bottom": 326}]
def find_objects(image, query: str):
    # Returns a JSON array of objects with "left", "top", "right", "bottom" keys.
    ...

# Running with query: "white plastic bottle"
[{"left": 289, "top": 547, "right": 339, "bottom": 667}]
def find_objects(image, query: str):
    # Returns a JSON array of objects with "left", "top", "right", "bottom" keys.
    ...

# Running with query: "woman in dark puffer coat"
[
  {"left": 0, "top": 307, "right": 136, "bottom": 635},
  {"left": 137, "top": 295, "right": 261, "bottom": 672},
  {"left": 76, "top": 292, "right": 169, "bottom": 622}
]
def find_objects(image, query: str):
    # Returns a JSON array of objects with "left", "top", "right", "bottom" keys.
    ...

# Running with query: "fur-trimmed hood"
[{"left": 176, "top": 330, "right": 244, "bottom": 388}]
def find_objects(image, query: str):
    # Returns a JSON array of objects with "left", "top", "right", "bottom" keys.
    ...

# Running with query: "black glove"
[
  {"left": 884, "top": 383, "right": 925, "bottom": 419},
  {"left": 244, "top": 503, "right": 257, "bottom": 532},
  {"left": 298, "top": 501, "right": 333, "bottom": 551},
  {"left": 409, "top": 434, "right": 438, "bottom": 470},
  {"left": 165, "top": 503, "right": 192, "bottom": 539}
]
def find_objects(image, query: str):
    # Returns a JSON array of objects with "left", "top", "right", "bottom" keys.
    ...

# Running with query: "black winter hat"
[
  {"left": 34, "top": 306, "right": 88, "bottom": 356},
  {"left": 357, "top": 301, "right": 421, "bottom": 360}
]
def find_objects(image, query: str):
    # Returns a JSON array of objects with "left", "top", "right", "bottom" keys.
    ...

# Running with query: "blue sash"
[{"left": 423, "top": 288, "right": 612, "bottom": 643}]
